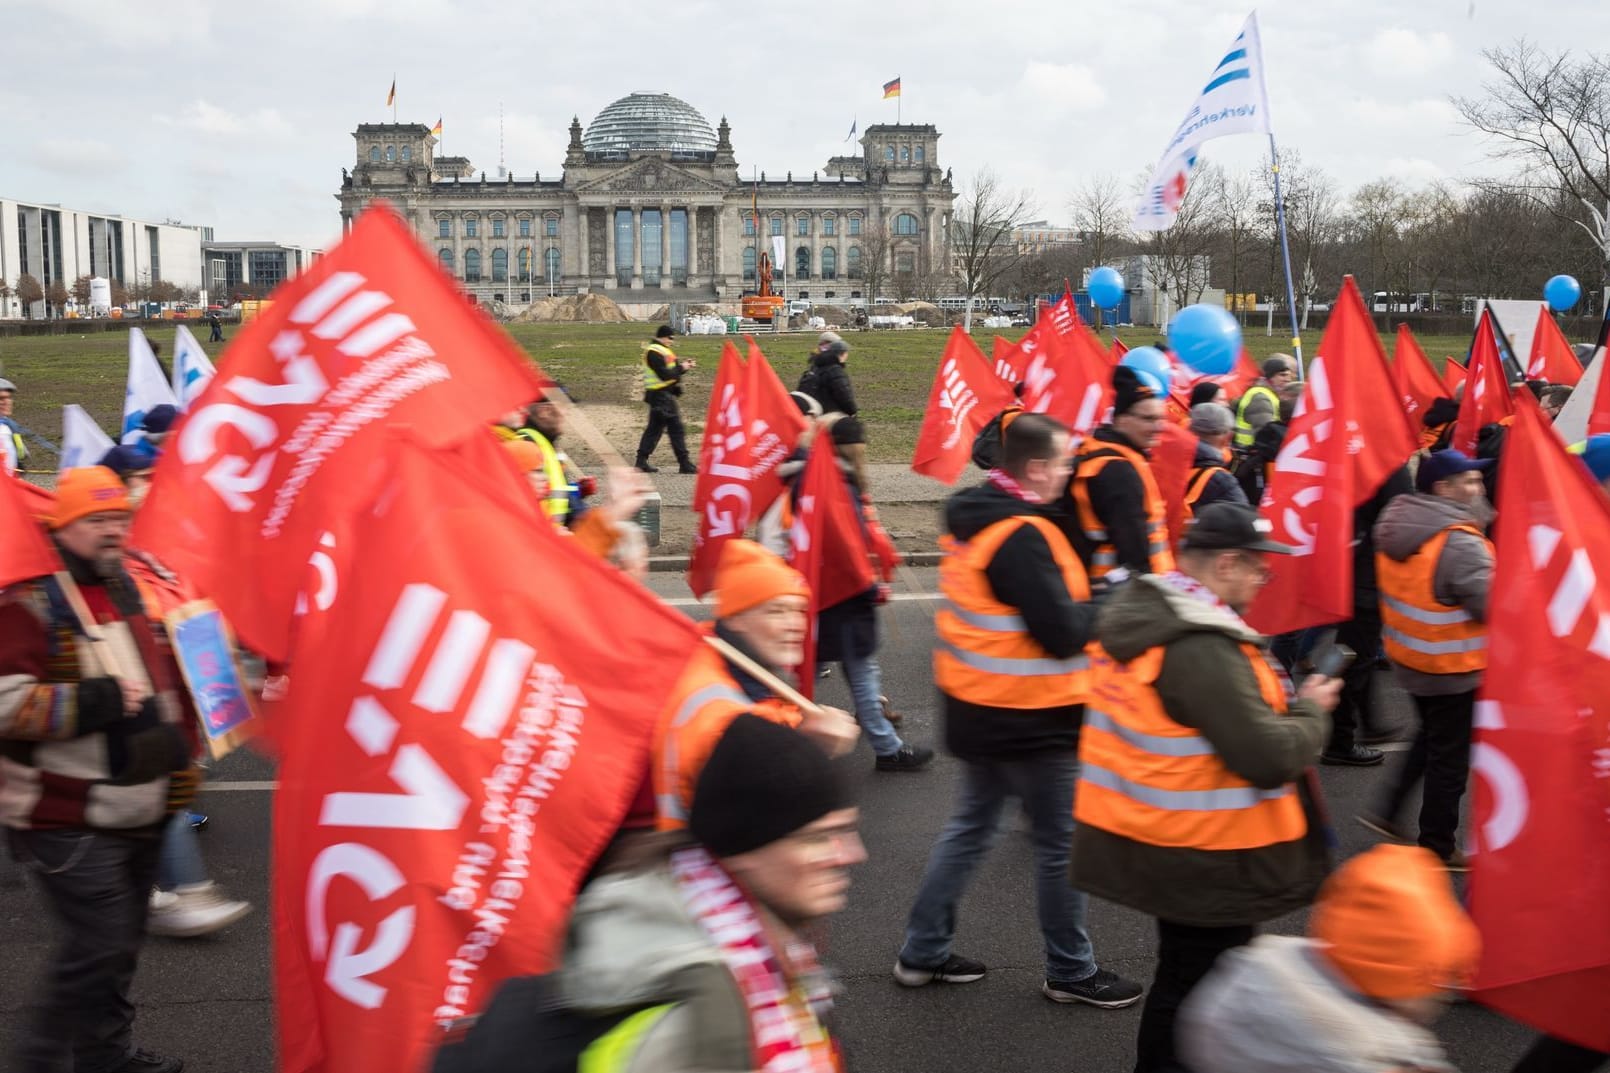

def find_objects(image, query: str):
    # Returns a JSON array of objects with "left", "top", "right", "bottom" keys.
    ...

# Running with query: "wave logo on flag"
[
  {"left": 173, "top": 325, "right": 218, "bottom": 410},
  {"left": 122, "top": 327, "right": 181, "bottom": 444}
]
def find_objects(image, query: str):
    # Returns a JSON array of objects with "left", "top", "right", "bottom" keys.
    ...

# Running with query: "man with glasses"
[{"left": 1073, "top": 502, "right": 1340, "bottom": 1073}]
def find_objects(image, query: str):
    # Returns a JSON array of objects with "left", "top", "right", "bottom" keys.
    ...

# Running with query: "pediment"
[{"left": 572, "top": 159, "right": 729, "bottom": 195}]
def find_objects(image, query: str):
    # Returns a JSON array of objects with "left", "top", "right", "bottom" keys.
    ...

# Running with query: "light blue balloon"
[
  {"left": 1121, "top": 346, "right": 1173, "bottom": 394},
  {"left": 1544, "top": 274, "right": 1581, "bottom": 312},
  {"left": 1168, "top": 304, "right": 1241, "bottom": 376},
  {"left": 1087, "top": 266, "right": 1125, "bottom": 309}
]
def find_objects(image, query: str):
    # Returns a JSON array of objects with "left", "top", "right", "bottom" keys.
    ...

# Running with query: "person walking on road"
[
  {"left": 635, "top": 325, "right": 697, "bottom": 474},
  {"left": 1183, "top": 404, "right": 1247, "bottom": 516},
  {"left": 1073, "top": 502, "right": 1339, "bottom": 1073},
  {"left": 896, "top": 412, "right": 1144, "bottom": 1010},
  {"left": 1362, "top": 449, "right": 1494, "bottom": 871},
  {"left": 1233, "top": 356, "right": 1296, "bottom": 451}
]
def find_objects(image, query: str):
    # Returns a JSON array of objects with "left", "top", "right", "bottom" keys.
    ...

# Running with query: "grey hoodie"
[{"left": 1373, "top": 493, "right": 1493, "bottom": 697}]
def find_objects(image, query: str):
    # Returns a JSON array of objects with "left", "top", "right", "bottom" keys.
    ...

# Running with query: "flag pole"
[{"left": 1267, "top": 134, "right": 1304, "bottom": 378}]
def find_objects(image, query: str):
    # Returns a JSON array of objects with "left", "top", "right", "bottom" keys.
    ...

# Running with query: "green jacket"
[{"left": 1072, "top": 575, "right": 1331, "bottom": 927}]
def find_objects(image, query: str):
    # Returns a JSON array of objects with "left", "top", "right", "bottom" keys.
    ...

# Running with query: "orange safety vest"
[
  {"left": 1071, "top": 438, "right": 1176, "bottom": 579},
  {"left": 1076, "top": 643, "right": 1307, "bottom": 851},
  {"left": 1377, "top": 523, "right": 1490, "bottom": 675},
  {"left": 652, "top": 627, "right": 801, "bottom": 830},
  {"left": 1183, "top": 464, "right": 1229, "bottom": 515},
  {"left": 934, "top": 515, "right": 1092, "bottom": 709}
]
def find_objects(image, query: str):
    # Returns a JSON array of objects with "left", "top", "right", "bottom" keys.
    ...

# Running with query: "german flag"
[
  {"left": 386, "top": 77, "right": 396, "bottom": 107},
  {"left": 882, "top": 77, "right": 901, "bottom": 99},
  {"left": 431, "top": 117, "right": 443, "bottom": 137}
]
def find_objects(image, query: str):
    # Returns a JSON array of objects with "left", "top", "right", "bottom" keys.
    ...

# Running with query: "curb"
[{"left": 648, "top": 550, "right": 943, "bottom": 574}]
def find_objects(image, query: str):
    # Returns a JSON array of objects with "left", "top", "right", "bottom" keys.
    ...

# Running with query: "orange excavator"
[{"left": 741, "top": 250, "right": 786, "bottom": 322}]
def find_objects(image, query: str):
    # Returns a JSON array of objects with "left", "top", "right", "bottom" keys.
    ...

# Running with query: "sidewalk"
[{"left": 645, "top": 462, "right": 954, "bottom": 508}]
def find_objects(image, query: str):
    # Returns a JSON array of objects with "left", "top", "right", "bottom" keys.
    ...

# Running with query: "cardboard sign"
[{"left": 167, "top": 600, "right": 259, "bottom": 758}]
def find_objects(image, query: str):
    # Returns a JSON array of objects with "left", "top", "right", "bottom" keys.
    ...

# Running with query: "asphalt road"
[{"left": 0, "top": 567, "right": 1543, "bottom": 1073}]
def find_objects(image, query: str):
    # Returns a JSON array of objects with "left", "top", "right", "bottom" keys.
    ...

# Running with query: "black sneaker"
[
  {"left": 634, "top": 461, "right": 659, "bottom": 474},
  {"left": 1042, "top": 968, "right": 1145, "bottom": 1009},
  {"left": 112, "top": 1049, "right": 185, "bottom": 1073},
  {"left": 875, "top": 745, "right": 934, "bottom": 772},
  {"left": 1321, "top": 745, "right": 1385, "bottom": 767},
  {"left": 893, "top": 953, "right": 987, "bottom": 987},
  {"left": 677, "top": 462, "right": 699, "bottom": 474}
]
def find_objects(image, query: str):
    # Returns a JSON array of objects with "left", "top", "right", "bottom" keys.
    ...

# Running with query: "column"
[
  {"left": 711, "top": 207, "right": 723, "bottom": 296},
  {"left": 606, "top": 208, "right": 616, "bottom": 284},
  {"left": 631, "top": 205, "right": 643, "bottom": 288},
  {"left": 660, "top": 206, "right": 671, "bottom": 286}
]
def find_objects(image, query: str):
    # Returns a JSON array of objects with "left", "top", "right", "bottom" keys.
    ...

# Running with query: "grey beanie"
[{"left": 1188, "top": 402, "right": 1236, "bottom": 436}]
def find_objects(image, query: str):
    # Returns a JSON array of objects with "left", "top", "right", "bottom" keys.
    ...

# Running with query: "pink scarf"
[
  {"left": 1155, "top": 570, "right": 1295, "bottom": 699},
  {"left": 987, "top": 468, "right": 1044, "bottom": 504}
]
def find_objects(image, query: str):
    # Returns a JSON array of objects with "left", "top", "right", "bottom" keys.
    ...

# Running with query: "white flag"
[
  {"left": 770, "top": 234, "right": 787, "bottom": 272},
  {"left": 172, "top": 324, "right": 217, "bottom": 410},
  {"left": 61, "top": 404, "right": 116, "bottom": 472},
  {"left": 122, "top": 327, "right": 180, "bottom": 445},
  {"left": 1133, "top": 12, "right": 1272, "bottom": 232}
]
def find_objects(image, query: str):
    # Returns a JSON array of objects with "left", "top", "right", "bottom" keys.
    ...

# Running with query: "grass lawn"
[{"left": 1, "top": 320, "right": 1477, "bottom": 471}]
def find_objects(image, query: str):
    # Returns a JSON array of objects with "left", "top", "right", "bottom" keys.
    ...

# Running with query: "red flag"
[
  {"left": 1152, "top": 422, "right": 1201, "bottom": 547},
  {"left": 912, "top": 327, "right": 1014, "bottom": 484},
  {"left": 1020, "top": 317, "right": 1113, "bottom": 438},
  {"left": 688, "top": 343, "right": 751, "bottom": 597},
  {"left": 788, "top": 435, "right": 874, "bottom": 695},
  {"left": 1109, "top": 336, "right": 1130, "bottom": 362},
  {"left": 1, "top": 476, "right": 60, "bottom": 589},
  {"left": 1527, "top": 307, "right": 1583, "bottom": 386},
  {"left": 1393, "top": 324, "right": 1448, "bottom": 428},
  {"left": 992, "top": 334, "right": 1026, "bottom": 386},
  {"left": 1168, "top": 348, "right": 1259, "bottom": 406},
  {"left": 131, "top": 205, "right": 547, "bottom": 662},
  {"left": 743, "top": 339, "right": 810, "bottom": 508},
  {"left": 1469, "top": 396, "right": 1610, "bottom": 1051},
  {"left": 1248, "top": 276, "right": 1417, "bottom": 635},
  {"left": 1443, "top": 356, "right": 1467, "bottom": 395},
  {"left": 273, "top": 433, "right": 702, "bottom": 1073},
  {"left": 1455, "top": 311, "right": 1516, "bottom": 457}
]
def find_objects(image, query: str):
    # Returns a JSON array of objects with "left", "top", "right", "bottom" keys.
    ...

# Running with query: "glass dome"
[{"left": 583, "top": 92, "right": 718, "bottom": 157}]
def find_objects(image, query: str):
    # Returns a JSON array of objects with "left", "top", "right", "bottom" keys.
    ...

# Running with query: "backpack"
[
  {"left": 430, "top": 974, "right": 670, "bottom": 1073},
  {"left": 796, "top": 364, "right": 822, "bottom": 404}
]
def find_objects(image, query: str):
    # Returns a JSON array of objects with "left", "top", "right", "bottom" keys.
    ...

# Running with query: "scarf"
[
  {"left": 986, "top": 468, "right": 1043, "bottom": 504},
  {"left": 1155, "top": 570, "right": 1295, "bottom": 699},
  {"left": 670, "top": 845, "right": 842, "bottom": 1073}
]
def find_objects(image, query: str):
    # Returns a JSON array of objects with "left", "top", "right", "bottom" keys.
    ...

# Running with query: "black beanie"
[
  {"left": 689, "top": 714, "right": 854, "bottom": 857},
  {"left": 1112, "top": 365, "right": 1157, "bottom": 416}
]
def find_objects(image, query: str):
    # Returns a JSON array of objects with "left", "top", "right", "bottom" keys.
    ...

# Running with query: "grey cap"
[
  {"left": 1188, "top": 402, "right": 1235, "bottom": 436},
  {"left": 818, "top": 330, "right": 845, "bottom": 348},
  {"left": 1262, "top": 354, "right": 1295, "bottom": 378},
  {"left": 0, "top": 378, "right": 14, "bottom": 392}
]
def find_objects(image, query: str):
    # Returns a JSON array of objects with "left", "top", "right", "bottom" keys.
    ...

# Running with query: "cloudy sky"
[{"left": 8, "top": 0, "right": 1606, "bottom": 251}]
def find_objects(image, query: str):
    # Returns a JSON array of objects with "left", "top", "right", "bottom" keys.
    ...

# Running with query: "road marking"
[
  {"left": 658, "top": 592, "right": 943, "bottom": 608},
  {"left": 203, "top": 780, "right": 279, "bottom": 792}
]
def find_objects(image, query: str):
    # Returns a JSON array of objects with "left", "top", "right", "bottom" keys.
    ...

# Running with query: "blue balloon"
[
  {"left": 1121, "top": 346, "right": 1173, "bottom": 395},
  {"left": 1087, "top": 266, "right": 1125, "bottom": 309},
  {"left": 1168, "top": 303, "right": 1241, "bottom": 376},
  {"left": 1544, "top": 274, "right": 1582, "bottom": 312}
]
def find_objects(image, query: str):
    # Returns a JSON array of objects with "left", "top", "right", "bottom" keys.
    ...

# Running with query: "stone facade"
[{"left": 334, "top": 94, "right": 956, "bottom": 309}]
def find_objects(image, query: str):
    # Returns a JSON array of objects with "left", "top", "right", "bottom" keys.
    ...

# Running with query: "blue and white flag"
[
  {"left": 122, "top": 327, "right": 180, "bottom": 445},
  {"left": 172, "top": 324, "right": 217, "bottom": 410},
  {"left": 61, "top": 404, "right": 115, "bottom": 472},
  {"left": 845, "top": 118, "right": 857, "bottom": 143},
  {"left": 1133, "top": 12, "right": 1272, "bottom": 232}
]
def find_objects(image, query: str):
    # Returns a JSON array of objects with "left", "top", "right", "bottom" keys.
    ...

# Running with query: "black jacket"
[
  {"left": 643, "top": 343, "right": 687, "bottom": 400},
  {"left": 797, "top": 351, "right": 857, "bottom": 416},
  {"left": 941, "top": 482, "right": 1097, "bottom": 759},
  {"left": 1352, "top": 466, "right": 1414, "bottom": 606},
  {"left": 1057, "top": 426, "right": 1153, "bottom": 577},
  {"left": 1190, "top": 441, "right": 1248, "bottom": 511}
]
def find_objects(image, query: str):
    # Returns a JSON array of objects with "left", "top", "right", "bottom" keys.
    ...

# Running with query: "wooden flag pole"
[
  {"left": 701, "top": 634, "right": 820, "bottom": 715},
  {"left": 53, "top": 570, "right": 130, "bottom": 680}
]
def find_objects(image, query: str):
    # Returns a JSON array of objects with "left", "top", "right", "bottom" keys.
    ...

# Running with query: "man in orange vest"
[
  {"left": 1064, "top": 366, "right": 1175, "bottom": 589},
  {"left": 1072, "top": 502, "right": 1340, "bottom": 1073},
  {"left": 652, "top": 539, "right": 858, "bottom": 830},
  {"left": 1361, "top": 449, "right": 1494, "bottom": 871},
  {"left": 895, "top": 412, "right": 1143, "bottom": 1010},
  {"left": 1184, "top": 403, "right": 1247, "bottom": 516}
]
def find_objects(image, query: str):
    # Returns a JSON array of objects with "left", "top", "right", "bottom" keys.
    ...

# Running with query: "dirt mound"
[
  {"left": 812, "top": 304, "right": 852, "bottom": 324},
  {"left": 511, "top": 294, "right": 631, "bottom": 323}
]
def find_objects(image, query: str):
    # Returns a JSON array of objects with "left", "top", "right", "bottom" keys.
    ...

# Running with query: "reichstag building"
[{"left": 335, "top": 92, "right": 956, "bottom": 307}]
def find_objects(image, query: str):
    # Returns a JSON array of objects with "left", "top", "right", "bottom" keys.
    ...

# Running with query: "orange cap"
[
  {"left": 1310, "top": 844, "right": 1481, "bottom": 1000},
  {"left": 50, "top": 466, "right": 132, "bottom": 529},
  {"left": 714, "top": 539, "right": 810, "bottom": 619},
  {"left": 503, "top": 439, "right": 546, "bottom": 474}
]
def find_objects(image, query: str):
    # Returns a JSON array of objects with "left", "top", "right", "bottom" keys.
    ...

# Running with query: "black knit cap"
[
  {"left": 689, "top": 714, "right": 855, "bottom": 857},
  {"left": 1112, "top": 364, "right": 1157, "bottom": 416}
]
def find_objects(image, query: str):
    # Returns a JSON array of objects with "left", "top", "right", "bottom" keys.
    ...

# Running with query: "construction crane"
[{"left": 741, "top": 251, "right": 786, "bottom": 322}]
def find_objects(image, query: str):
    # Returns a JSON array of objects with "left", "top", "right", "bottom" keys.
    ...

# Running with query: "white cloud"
[
  {"left": 1017, "top": 62, "right": 1107, "bottom": 112},
  {"left": 32, "top": 138, "right": 128, "bottom": 173},
  {"left": 1383, "top": 157, "right": 1449, "bottom": 184},
  {"left": 1366, "top": 27, "right": 1455, "bottom": 77}
]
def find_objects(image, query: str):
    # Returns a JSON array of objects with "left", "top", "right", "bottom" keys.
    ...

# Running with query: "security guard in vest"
[
  {"left": 635, "top": 324, "right": 699, "bottom": 474},
  {"left": 1072, "top": 502, "right": 1338, "bottom": 1073},
  {"left": 1064, "top": 366, "right": 1175, "bottom": 588},
  {"left": 1363, "top": 449, "right": 1494, "bottom": 871},
  {"left": 1184, "top": 402, "right": 1247, "bottom": 516},
  {"left": 1233, "top": 355, "right": 1296, "bottom": 451},
  {"left": 897, "top": 412, "right": 1144, "bottom": 1009},
  {"left": 515, "top": 392, "right": 589, "bottom": 524}
]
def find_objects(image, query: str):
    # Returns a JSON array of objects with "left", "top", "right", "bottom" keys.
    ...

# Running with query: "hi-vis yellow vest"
[
  {"left": 1234, "top": 384, "right": 1279, "bottom": 449},
  {"left": 1377, "top": 523, "right": 1489, "bottom": 675},
  {"left": 1071, "top": 439, "right": 1175, "bottom": 580},
  {"left": 515, "top": 428, "right": 574, "bottom": 521},
  {"left": 643, "top": 342, "right": 679, "bottom": 391},
  {"left": 934, "top": 515, "right": 1092, "bottom": 709},
  {"left": 1076, "top": 643, "right": 1307, "bottom": 851}
]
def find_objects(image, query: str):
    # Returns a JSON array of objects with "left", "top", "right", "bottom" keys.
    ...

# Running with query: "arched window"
[
  {"left": 743, "top": 247, "right": 756, "bottom": 282},
  {"left": 463, "top": 249, "right": 482, "bottom": 281},
  {"left": 915, "top": 146, "right": 925, "bottom": 163},
  {"left": 369, "top": 146, "right": 381, "bottom": 163},
  {"left": 438, "top": 248, "right": 455, "bottom": 273},
  {"left": 900, "top": 146, "right": 910, "bottom": 162},
  {"left": 491, "top": 248, "right": 508, "bottom": 282},
  {"left": 795, "top": 246, "right": 811, "bottom": 279},
  {"left": 401, "top": 146, "right": 411, "bottom": 163},
  {"left": 545, "top": 247, "right": 561, "bottom": 283},
  {"left": 821, "top": 247, "right": 837, "bottom": 280},
  {"left": 385, "top": 145, "right": 396, "bottom": 162},
  {"left": 847, "top": 246, "right": 863, "bottom": 279},
  {"left": 517, "top": 248, "right": 533, "bottom": 282},
  {"left": 894, "top": 213, "right": 920, "bottom": 235},
  {"left": 885, "top": 145, "right": 895, "bottom": 161}
]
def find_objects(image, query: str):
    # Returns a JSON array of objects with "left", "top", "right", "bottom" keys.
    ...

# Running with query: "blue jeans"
[
  {"left": 900, "top": 752, "right": 1096, "bottom": 982},
  {"left": 157, "top": 809, "right": 209, "bottom": 891},
  {"left": 836, "top": 646, "right": 904, "bottom": 757}
]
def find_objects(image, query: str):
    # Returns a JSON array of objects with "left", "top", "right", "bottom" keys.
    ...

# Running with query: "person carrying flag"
[{"left": 635, "top": 325, "right": 698, "bottom": 475}]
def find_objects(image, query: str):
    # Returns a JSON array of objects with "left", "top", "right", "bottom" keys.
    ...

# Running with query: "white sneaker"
[{"left": 147, "top": 881, "right": 252, "bottom": 938}]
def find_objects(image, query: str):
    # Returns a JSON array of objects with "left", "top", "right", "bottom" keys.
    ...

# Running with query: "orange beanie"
[
  {"left": 503, "top": 438, "right": 546, "bottom": 474},
  {"left": 714, "top": 539, "right": 810, "bottom": 619},
  {"left": 50, "top": 466, "right": 132, "bottom": 529},
  {"left": 1310, "top": 844, "right": 1481, "bottom": 1000}
]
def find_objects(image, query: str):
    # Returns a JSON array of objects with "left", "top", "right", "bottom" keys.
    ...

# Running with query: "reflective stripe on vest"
[
  {"left": 579, "top": 1004, "right": 677, "bottom": 1073},
  {"left": 1183, "top": 465, "right": 1225, "bottom": 513},
  {"left": 1376, "top": 523, "right": 1490, "bottom": 675},
  {"left": 643, "top": 342, "right": 679, "bottom": 390},
  {"left": 1234, "top": 384, "right": 1279, "bottom": 448},
  {"left": 935, "top": 514, "right": 1093, "bottom": 709},
  {"left": 517, "top": 429, "right": 574, "bottom": 520},
  {"left": 1071, "top": 440, "right": 1176, "bottom": 580},
  {"left": 1075, "top": 644, "right": 1307, "bottom": 851},
  {"left": 656, "top": 680, "right": 750, "bottom": 824}
]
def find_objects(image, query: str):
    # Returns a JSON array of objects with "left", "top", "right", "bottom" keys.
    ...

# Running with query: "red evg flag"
[
  {"left": 1454, "top": 309, "right": 1516, "bottom": 457},
  {"left": 788, "top": 433, "right": 874, "bottom": 695},
  {"left": 1469, "top": 395, "right": 1610, "bottom": 1051},
  {"left": 1393, "top": 324, "right": 1449, "bottom": 433},
  {"left": 0, "top": 475, "right": 60, "bottom": 589},
  {"left": 912, "top": 326, "right": 1014, "bottom": 484},
  {"left": 1527, "top": 306, "right": 1583, "bottom": 386}
]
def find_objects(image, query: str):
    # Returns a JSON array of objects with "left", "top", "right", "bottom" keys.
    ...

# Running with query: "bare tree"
[
  {"left": 950, "top": 167, "right": 1033, "bottom": 331},
  {"left": 857, "top": 218, "right": 893, "bottom": 307},
  {"left": 1070, "top": 173, "right": 1131, "bottom": 328},
  {"left": 1213, "top": 170, "right": 1262, "bottom": 323},
  {"left": 1454, "top": 41, "right": 1610, "bottom": 289}
]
